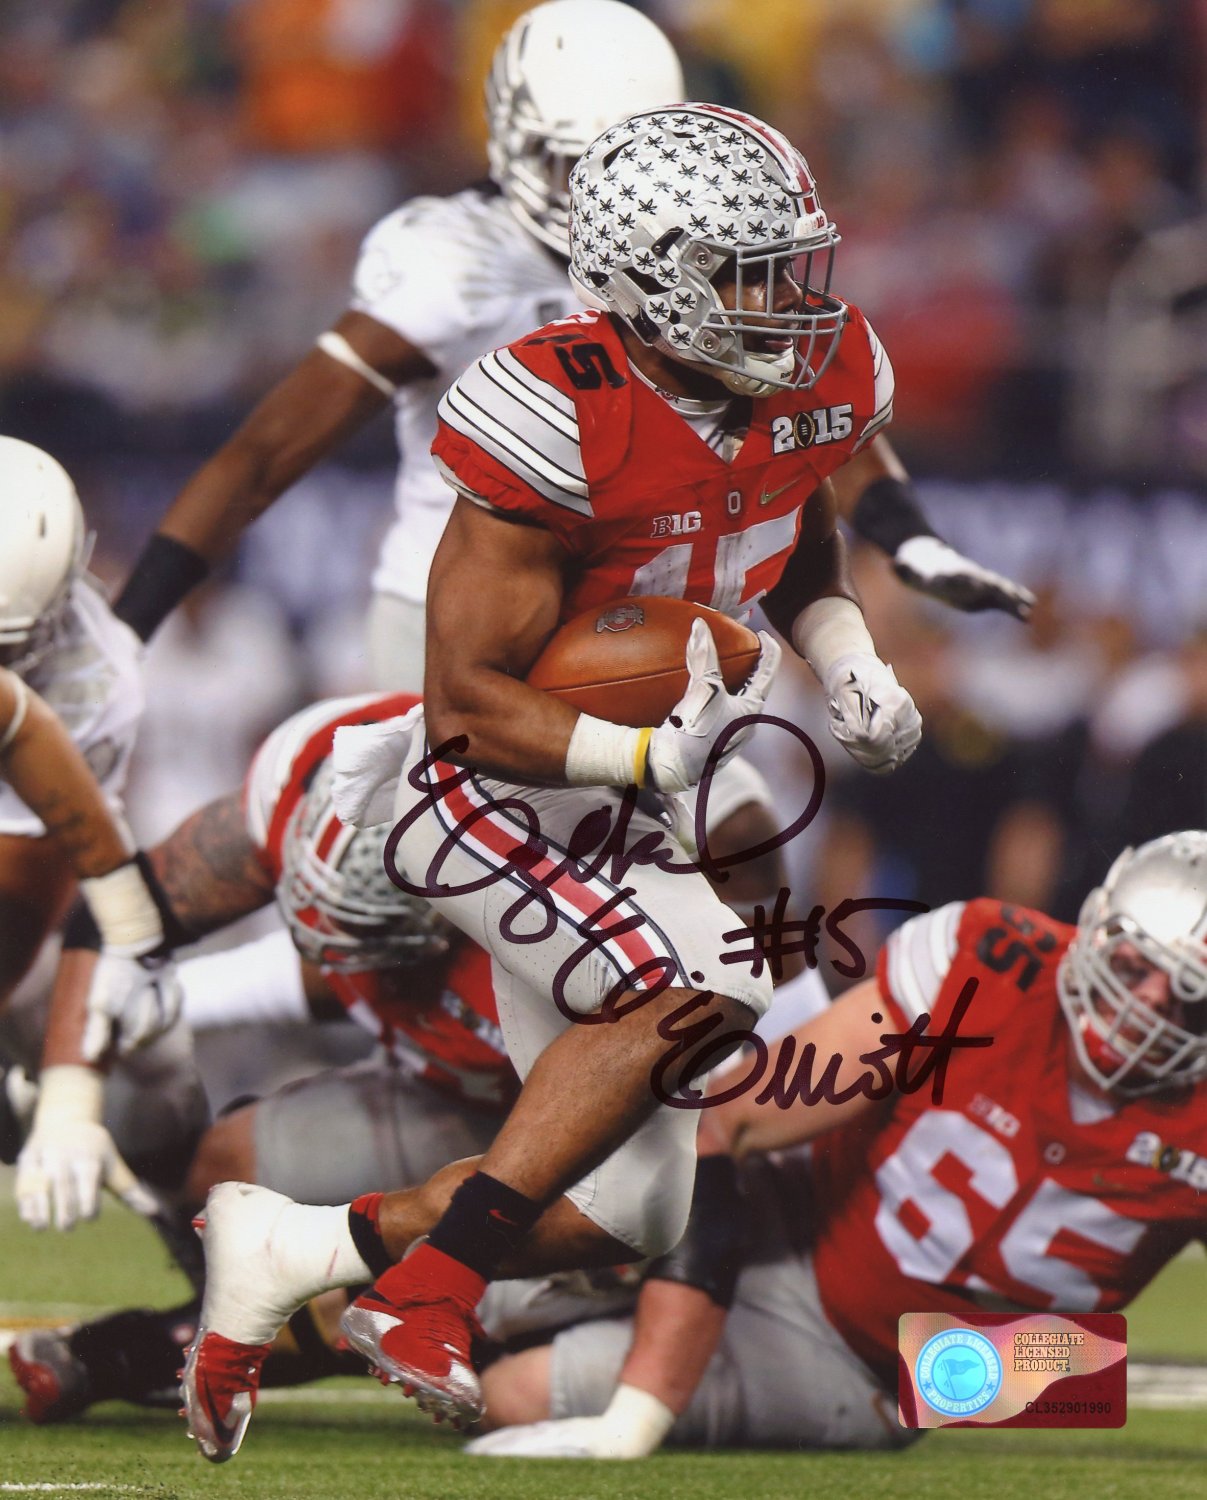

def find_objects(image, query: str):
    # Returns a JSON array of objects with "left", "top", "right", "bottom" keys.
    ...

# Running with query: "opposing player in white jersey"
[
  {"left": 0, "top": 436, "right": 198, "bottom": 1226},
  {"left": 110, "top": 0, "right": 1030, "bottom": 669},
  {"left": 0, "top": 439, "right": 144, "bottom": 1005},
  {"left": 468, "top": 832, "right": 1207, "bottom": 1456}
]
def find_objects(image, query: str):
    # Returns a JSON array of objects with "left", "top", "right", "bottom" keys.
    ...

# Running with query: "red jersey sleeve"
[{"left": 432, "top": 329, "right": 599, "bottom": 554}]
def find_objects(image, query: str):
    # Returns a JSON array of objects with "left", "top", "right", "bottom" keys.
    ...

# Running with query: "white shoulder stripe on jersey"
[
  {"left": 462, "top": 352, "right": 583, "bottom": 460},
  {"left": 493, "top": 347, "right": 578, "bottom": 426},
  {"left": 439, "top": 381, "right": 592, "bottom": 514},
  {"left": 869, "top": 322, "right": 894, "bottom": 411},
  {"left": 440, "top": 383, "right": 590, "bottom": 508},
  {"left": 476, "top": 351, "right": 582, "bottom": 457},
  {"left": 852, "top": 403, "right": 894, "bottom": 453},
  {"left": 885, "top": 901, "right": 966, "bottom": 1023}
]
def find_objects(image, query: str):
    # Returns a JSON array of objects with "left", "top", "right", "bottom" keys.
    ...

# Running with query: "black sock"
[
  {"left": 347, "top": 1192, "right": 394, "bottom": 1277},
  {"left": 427, "top": 1171, "right": 542, "bottom": 1280},
  {"left": 69, "top": 1299, "right": 200, "bottom": 1404}
]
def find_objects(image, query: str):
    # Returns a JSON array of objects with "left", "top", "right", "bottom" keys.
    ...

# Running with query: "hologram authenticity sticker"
[{"left": 898, "top": 1311, "right": 1127, "bottom": 1428}]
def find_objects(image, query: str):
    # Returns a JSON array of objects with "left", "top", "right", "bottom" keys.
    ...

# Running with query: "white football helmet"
[
  {"left": 486, "top": 0, "right": 685, "bottom": 256},
  {"left": 569, "top": 103, "right": 847, "bottom": 396},
  {"left": 0, "top": 437, "right": 87, "bottom": 676},
  {"left": 1058, "top": 831, "right": 1207, "bottom": 1096},
  {"left": 278, "top": 758, "right": 451, "bottom": 974}
]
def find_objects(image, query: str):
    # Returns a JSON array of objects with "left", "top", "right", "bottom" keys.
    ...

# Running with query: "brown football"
[{"left": 526, "top": 596, "right": 761, "bottom": 727}]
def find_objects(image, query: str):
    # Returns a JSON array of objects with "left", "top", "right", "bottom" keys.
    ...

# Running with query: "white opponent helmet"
[
  {"left": 1058, "top": 831, "right": 1207, "bottom": 1096},
  {"left": 0, "top": 436, "right": 86, "bottom": 676},
  {"left": 486, "top": 0, "right": 685, "bottom": 256},
  {"left": 569, "top": 103, "right": 847, "bottom": 396},
  {"left": 278, "top": 758, "right": 452, "bottom": 974}
]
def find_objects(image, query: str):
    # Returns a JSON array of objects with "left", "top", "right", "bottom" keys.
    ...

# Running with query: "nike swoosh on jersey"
[{"left": 759, "top": 479, "right": 798, "bottom": 506}]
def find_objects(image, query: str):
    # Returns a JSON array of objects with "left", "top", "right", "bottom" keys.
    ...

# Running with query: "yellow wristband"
[{"left": 633, "top": 726, "right": 653, "bottom": 788}]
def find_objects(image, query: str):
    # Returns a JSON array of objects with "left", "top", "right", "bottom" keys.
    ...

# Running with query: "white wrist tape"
[
  {"left": 791, "top": 596, "right": 875, "bottom": 680},
  {"left": 602, "top": 1383, "right": 676, "bottom": 1452},
  {"left": 0, "top": 672, "right": 30, "bottom": 754},
  {"left": 35, "top": 1064, "right": 105, "bottom": 1128},
  {"left": 564, "top": 713, "right": 649, "bottom": 788},
  {"left": 80, "top": 861, "right": 164, "bottom": 954},
  {"left": 316, "top": 332, "right": 399, "bottom": 400}
]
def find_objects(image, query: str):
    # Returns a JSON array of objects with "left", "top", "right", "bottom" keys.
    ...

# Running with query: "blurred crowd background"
[{"left": 2, "top": 0, "right": 1207, "bottom": 993}]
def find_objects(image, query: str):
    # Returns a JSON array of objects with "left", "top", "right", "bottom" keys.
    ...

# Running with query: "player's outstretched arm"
[
  {"left": 763, "top": 486, "right": 922, "bottom": 775},
  {"left": 832, "top": 435, "right": 1034, "bottom": 620},
  {"left": 0, "top": 670, "right": 133, "bottom": 880},
  {"left": 113, "top": 311, "right": 435, "bottom": 641},
  {"left": 702, "top": 978, "right": 890, "bottom": 1157},
  {"left": 15, "top": 791, "right": 277, "bottom": 1231}
]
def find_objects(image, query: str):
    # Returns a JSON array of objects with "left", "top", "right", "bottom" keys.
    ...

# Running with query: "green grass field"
[{"left": 1, "top": 1181, "right": 1204, "bottom": 1500}]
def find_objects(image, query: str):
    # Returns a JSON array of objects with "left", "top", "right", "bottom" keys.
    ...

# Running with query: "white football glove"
[
  {"left": 646, "top": 620, "right": 781, "bottom": 794},
  {"left": 893, "top": 536, "right": 1035, "bottom": 620},
  {"left": 465, "top": 1385, "right": 673, "bottom": 1460},
  {"left": 823, "top": 652, "right": 922, "bottom": 774},
  {"left": 78, "top": 857, "right": 183, "bottom": 1061},
  {"left": 81, "top": 953, "right": 184, "bottom": 1064},
  {"left": 15, "top": 1065, "right": 151, "bottom": 1230}
]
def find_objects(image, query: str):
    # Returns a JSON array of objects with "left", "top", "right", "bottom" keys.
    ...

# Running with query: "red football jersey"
[
  {"left": 432, "top": 306, "right": 892, "bottom": 624},
  {"left": 811, "top": 899, "right": 1207, "bottom": 1388},
  {"left": 243, "top": 693, "right": 516, "bottom": 1110}
]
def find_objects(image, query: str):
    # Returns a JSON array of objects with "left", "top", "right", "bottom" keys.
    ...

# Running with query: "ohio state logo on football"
[
  {"left": 595, "top": 603, "right": 646, "bottom": 633},
  {"left": 651, "top": 511, "right": 702, "bottom": 538},
  {"left": 771, "top": 403, "right": 854, "bottom": 453}
]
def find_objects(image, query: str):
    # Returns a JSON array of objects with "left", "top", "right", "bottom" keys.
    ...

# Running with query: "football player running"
[
  {"left": 110, "top": 0, "right": 1029, "bottom": 671},
  {"left": 467, "top": 832, "right": 1207, "bottom": 1456},
  {"left": 0, "top": 437, "right": 195, "bottom": 1223},
  {"left": 178, "top": 100, "right": 932, "bottom": 1453}
]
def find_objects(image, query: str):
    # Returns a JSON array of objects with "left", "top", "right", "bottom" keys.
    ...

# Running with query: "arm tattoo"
[{"left": 151, "top": 793, "right": 276, "bottom": 939}]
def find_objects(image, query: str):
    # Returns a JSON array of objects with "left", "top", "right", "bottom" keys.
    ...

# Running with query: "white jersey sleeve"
[
  {"left": 350, "top": 190, "right": 572, "bottom": 376},
  {"left": 852, "top": 317, "right": 894, "bottom": 452},
  {"left": 352, "top": 189, "right": 582, "bottom": 606},
  {"left": 0, "top": 578, "right": 144, "bottom": 837},
  {"left": 880, "top": 900, "right": 965, "bottom": 1023}
]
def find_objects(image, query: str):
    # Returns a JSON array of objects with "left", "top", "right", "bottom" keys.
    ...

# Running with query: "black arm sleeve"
[
  {"left": 112, "top": 534, "right": 211, "bottom": 643},
  {"left": 850, "top": 476, "right": 940, "bottom": 556},
  {"left": 645, "top": 1155, "right": 745, "bottom": 1308}
]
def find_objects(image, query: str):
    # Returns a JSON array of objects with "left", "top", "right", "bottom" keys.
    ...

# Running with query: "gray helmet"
[
  {"left": 1058, "top": 831, "right": 1207, "bottom": 1095},
  {"left": 569, "top": 103, "right": 846, "bottom": 395},
  {"left": 278, "top": 758, "right": 451, "bottom": 973},
  {"left": 486, "top": 0, "right": 684, "bottom": 256}
]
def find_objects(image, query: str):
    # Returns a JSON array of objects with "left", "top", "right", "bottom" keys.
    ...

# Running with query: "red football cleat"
[
  {"left": 339, "top": 1244, "right": 486, "bottom": 1426},
  {"left": 9, "top": 1331, "right": 90, "bottom": 1424},
  {"left": 180, "top": 1329, "right": 271, "bottom": 1463}
]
